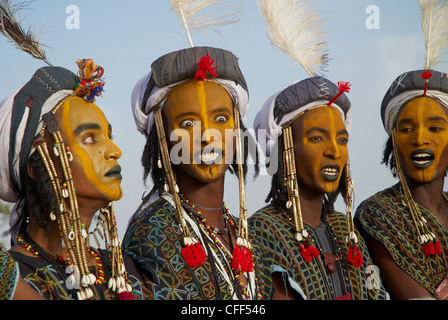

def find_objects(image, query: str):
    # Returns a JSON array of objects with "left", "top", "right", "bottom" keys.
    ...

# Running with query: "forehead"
[
  {"left": 164, "top": 81, "right": 233, "bottom": 113},
  {"left": 398, "top": 97, "right": 448, "bottom": 120},
  {"left": 59, "top": 97, "right": 109, "bottom": 130},
  {"left": 294, "top": 106, "right": 346, "bottom": 131}
]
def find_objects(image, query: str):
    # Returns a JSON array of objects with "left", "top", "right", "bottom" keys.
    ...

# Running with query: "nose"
[
  {"left": 324, "top": 138, "right": 341, "bottom": 159},
  {"left": 105, "top": 140, "right": 122, "bottom": 160},
  {"left": 413, "top": 127, "right": 430, "bottom": 146},
  {"left": 201, "top": 119, "right": 214, "bottom": 145}
]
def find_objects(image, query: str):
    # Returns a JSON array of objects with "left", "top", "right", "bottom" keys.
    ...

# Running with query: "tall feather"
[
  {"left": 258, "top": 0, "right": 329, "bottom": 76},
  {"left": 419, "top": 0, "right": 448, "bottom": 70},
  {"left": 169, "top": 0, "right": 243, "bottom": 47},
  {"left": 0, "top": 0, "right": 50, "bottom": 65}
]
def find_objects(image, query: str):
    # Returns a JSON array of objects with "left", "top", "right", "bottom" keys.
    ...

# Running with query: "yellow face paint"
[
  {"left": 291, "top": 106, "right": 349, "bottom": 194},
  {"left": 163, "top": 81, "right": 235, "bottom": 184},
  {"left": 58, "top": 97, "right": 123, "bottom": 201},
  {"left": 395, "top": 97, "right": 448, "bottom": 183}
]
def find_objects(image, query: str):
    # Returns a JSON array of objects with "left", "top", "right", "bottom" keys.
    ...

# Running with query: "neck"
[
  {"left": 405, "top": 176, "right": 445, "bottom": 214},
  {"left": 176, "top": 172, "right": 226, "bottom": 228},
  {"left": 297, "top": 188, "right": 326, "bottom": 229},
  {"left": 22, "top": 199, "right": 103, "bottom": 256}
]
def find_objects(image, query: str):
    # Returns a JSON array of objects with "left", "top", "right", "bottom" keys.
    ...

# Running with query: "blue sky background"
[{"left": 1, "top": 0, "right": 447, "bottom": 243}]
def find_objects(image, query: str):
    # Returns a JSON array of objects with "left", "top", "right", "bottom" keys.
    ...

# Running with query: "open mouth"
[
  {"left": 193, "top": 149, "right": 223, "bottom": 165},
  {"left": 105, "top": 165, "right": 122, "bottom": 179},
  {"left": 410, "top": 149, "right": 434, "bottom": 169},
  {"left": 320, "top": 164, "right": 340, "bottom": 182}
]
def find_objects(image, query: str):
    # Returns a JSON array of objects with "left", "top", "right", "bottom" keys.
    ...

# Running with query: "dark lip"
[
  {"left": 320, "top": 164, "right": 341, "bottom": 182},
  {"left": 105, "top": 165, "right": 122, "bottom": 179},
  {"left": 410, "top": 149, "right": 435, "bottom": 169},
  {"left": 192, "top": 149, "right": 224, "bottom": 165}
]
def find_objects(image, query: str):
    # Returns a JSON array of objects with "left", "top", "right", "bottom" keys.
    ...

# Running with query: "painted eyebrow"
[
  {"left": 305, "top": 127, "right": 348, "bottom": 136},
  {"left": 174, "top": 111, "right": 197, "bottom": 121},
  {"left": 74, "top": 123, "right": 101, "bottom": 135},
  {"left": 428, "top": 116, "right": 448, "bottom": 123},
  {"left": 398, "top": 116, "right": 448, "bottom": 124}
]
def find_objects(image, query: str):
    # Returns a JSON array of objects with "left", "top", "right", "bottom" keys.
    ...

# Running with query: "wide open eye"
[
  {"left": 215, "top": 115, "right": 228, "bottom": 124},
  {"left": 180, "top": 119, "right": 195, "bottom": 129}
]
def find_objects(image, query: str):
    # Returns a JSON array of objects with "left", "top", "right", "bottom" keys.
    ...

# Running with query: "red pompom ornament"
[
  {"left": 181, "top": 240, "right": 207, "bottom": 268},
  {"left": 422, "top": 240, "right": 441, "bottom": 256},
  {"left": 347, "top": 245, "right": 363, "bottom": 268},
  {"left": 119, "top": 291, "right": 135, "bottom": 300},
  {"left": 232, "top": 242, "right": 254, "bottom": 273},
  {"left": 327, "top": 81, "right": 352, "bottom": 107},
  {"left": 194, "top": 54, "right": 218, "bottom": 82},
  {"left": 422, "top": 71, "right": 433, "bottom": 97},
  {"left": 299, "top": 242, "right": 319, "bottom": 262}
]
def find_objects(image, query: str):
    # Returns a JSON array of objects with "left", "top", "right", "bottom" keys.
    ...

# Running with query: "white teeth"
[
  {"left": 200, "top": 152, "right": 219, "bottom": 162},
  {"left": 412, "top": 153, "right": 432, "bottom": 164},
  {"left": 322, "top": 168, "right": 338, "bottom": 176},
  {"left": 413, "top": 153, "right": 432, "bottom": 158}
]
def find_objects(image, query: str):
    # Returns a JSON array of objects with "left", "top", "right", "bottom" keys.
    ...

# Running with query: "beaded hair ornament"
[{"left": 259, "top": 0, "right": 362, "bottom": 268}]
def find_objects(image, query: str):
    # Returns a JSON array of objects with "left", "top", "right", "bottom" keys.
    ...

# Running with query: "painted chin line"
[
  {"left": 320, "top": 164, "right": 341, "bottom": 182},
  {"left": 409, "top": 149, "right": 435, "bottom": 170}
]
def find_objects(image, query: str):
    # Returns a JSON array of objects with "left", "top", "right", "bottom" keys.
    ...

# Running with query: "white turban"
[{"left": 0, "top": 88, "right": 73, "bottom": 203}]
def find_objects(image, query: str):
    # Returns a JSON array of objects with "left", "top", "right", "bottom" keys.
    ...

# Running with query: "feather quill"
[
  {"left": 258, "top": 0, "right": 329, "bottom": 76},
  {"left": 169, "top": 0, "right": 243, "bottom": 47},
  {"left": 0, "top": 0, "right": 51, "bottom": 65},
  {"left": 419, "top": 0, "right": 448, "bottom": 70}
]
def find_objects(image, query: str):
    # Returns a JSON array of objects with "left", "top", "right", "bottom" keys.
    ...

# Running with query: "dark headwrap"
[{"left": 381, "top": 69, "right": 448, "bottom": 135}]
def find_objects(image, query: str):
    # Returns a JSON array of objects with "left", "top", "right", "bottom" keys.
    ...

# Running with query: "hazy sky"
[{"left": 1, "top": 0, "right": 447, "bottom": 243}]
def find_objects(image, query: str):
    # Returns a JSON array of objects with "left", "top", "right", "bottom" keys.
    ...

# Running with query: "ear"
[{"left": 27, "top": 163, "right": 37, "bottom": 181}]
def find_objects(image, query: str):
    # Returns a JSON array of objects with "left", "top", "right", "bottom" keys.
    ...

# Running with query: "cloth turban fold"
[{"left": 0, "top": 67, "right": 78, "bottom": 203}]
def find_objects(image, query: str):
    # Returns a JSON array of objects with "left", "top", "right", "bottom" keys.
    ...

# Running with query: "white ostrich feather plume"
[
  {"left": 169, "top": 0, "right": 243, "bottom": 47},
  {"left": 258, "top": 0, "right": 329, "bottom": 76},
  {"left": 419, "top": 0, "right": 448, "bottom": 69}
]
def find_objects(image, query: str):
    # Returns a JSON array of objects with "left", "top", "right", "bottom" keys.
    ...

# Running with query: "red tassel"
[
  {"left": 299, "top": 243, "right": 312, "bottom": 262},
  {"left": 435, "top": 241, "right": 442, "bottom": 255},
  {"left": 422, "top": 241, "right": 441, "bottom": 256},
  {"left": 347, "top": 245, "right": 363, "bottom": 268},
  {"left": 194, "top": 54, "right": 218, "bottom": 82},
  {"left": 327, "top": 81, "right": 352, "bottom": 106},
  {"left": 232, "top": 245, "right": 254, "bottom": 273},
  {"left": 119, "top": 291, "right": 135, "bottom": 300},
  {"left": 421, "top": 71, "right": 432, "bottom": 97},
  {"left": 307, "top": 244, "right": 320, "bottom": 259},
  {"left": 337, "top": 81, "right": 352, "bottom": 93},
  {"left": 182, "top": 242, "right": 206, "bottom": 268},
  {"left": 421, "top": 71, "right": 433, "bottom": 79}
]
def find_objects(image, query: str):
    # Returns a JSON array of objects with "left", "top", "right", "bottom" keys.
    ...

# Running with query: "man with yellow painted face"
[
  {"left": 124, "top": 46, "right": 271, "bottom": 300},
  {"left": 0, "top": 62, "right": 152, "bottom": 300},
  {"left": 356, "top": 69, "right": 448, "bottom": 300},
  {"left": 250, "top": 77, "right": 388, "bottom": 300}
]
